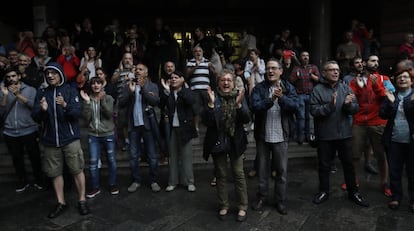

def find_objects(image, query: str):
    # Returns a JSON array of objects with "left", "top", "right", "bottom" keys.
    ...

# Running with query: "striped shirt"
[{"left": 186, "top": 57, "right": 211, "bottom": 90}]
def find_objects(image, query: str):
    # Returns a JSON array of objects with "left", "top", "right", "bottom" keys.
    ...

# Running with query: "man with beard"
[
  {"left": 347, "top": 54, "right": 394, "bottom": 198},
  {"left": 0, "top": 66, "right": 45, "bottom": 192}
]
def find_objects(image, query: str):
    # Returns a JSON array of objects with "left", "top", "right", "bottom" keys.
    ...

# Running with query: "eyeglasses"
[
  {"left": 396, "top": 75, "right": 411, "bottom": 80},
  {"left": 266, "top": 66, "right": 281, "bottom": 71},
  {"left": 325, "top": 68, "right": 340, "bottom": 72}
]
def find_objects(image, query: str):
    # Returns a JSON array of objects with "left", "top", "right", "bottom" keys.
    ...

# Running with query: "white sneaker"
[
  {"left": 165, "top": 185, "right": 176, "bottom": 192},
  {"left": 151, "top": 182, "right": 161, "bottom": 192},
  {"left": 188, "top": 184, "right": 196, "bottom": 192},
  {"left": 127, "top": 182, "right": 140, "bottom": 193}
]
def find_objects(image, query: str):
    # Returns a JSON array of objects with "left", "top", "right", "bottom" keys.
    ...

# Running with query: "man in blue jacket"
[{"left": 31, "top": 62, "right": 90, "bottom": 218}]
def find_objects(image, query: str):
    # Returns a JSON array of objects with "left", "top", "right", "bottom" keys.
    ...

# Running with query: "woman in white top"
[{"left": 77, "top": 46, "right": 102, "bottom": 89}]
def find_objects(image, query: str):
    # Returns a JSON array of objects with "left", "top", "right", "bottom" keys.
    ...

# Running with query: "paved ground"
[{"left": 0, "top": 157, "right": 413, "bottom": 231}]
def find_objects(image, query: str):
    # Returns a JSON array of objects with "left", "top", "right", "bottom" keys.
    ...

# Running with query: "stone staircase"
[{"left": 0, "top": 124, "right": 317, "bottom": 183}]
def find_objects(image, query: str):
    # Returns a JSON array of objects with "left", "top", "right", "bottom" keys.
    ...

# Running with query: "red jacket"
[
  {"left": 349, "top": 72, "right": 387, "bottom": 126},
  {"left": 56, "top": 55, "right": 80, "bottom": 82}
]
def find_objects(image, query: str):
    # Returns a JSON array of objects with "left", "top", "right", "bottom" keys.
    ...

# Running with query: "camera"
[
  {"left": 128, "top": 73, "right": 136, "bottom": 81},
  {"left": 144, "top": 106, "right": 155, "bottom": 117}
]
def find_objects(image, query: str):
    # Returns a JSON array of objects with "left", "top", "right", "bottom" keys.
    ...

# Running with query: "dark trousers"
[
  {"left": 4, "top": 132, "right": 43, "bottom": 184},
  {"left": 387, "top": 141, "right": 414, "bottom": 202},
  {"left": 317, "top": 138, "right": 357, "bottom": 193}
]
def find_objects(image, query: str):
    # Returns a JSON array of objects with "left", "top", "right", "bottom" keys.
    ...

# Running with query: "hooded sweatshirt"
[
  {"left": 31, "top": 62, "right": 82, "bottom": 147},
  {"left": 0, "top": 82, "right": 38, "bottom": 137}
]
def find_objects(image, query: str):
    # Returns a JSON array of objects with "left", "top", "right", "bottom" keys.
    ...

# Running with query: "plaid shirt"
[{"left": 289, "top": 64, "right": 320, "bottom": 94}]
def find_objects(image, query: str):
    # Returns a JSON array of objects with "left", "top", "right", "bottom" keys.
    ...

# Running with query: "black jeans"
[
  {"left": 317, "top": 138, "right": 357, "bottom": 193},
  {"left": 4, "top": 132, "right": 43, "bottom": 184}
]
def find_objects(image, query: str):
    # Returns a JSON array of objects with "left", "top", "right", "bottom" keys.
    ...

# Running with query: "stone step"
[
  {"left": 0, "top": 142, "right": 316, "bottom": 183},
  {"left": 0, "top": 125, "right": 317, "bottom": 183}
]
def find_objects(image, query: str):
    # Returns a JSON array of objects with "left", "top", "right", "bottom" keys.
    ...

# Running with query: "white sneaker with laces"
[
  {"left": 127, "top": 182, "right": 140, "bottom": 193},
  {"left": 188, "top": 184, "right": 196, "bottom": 192},
  {"left": 151, "top": 182, "right": 161, "bottom": 192},
  {"left": 165, "top": 185, "right": 176, "bottom": 192}
]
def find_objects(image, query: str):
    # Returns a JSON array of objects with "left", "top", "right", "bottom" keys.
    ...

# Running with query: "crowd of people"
[{"left": 1, "top": 16, "right": 414, "bottom": 222}]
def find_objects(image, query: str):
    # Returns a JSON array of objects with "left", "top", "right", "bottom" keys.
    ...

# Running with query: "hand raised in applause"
[
  {"left": 161, "top": 78, "right": 170, "bottom": 92},
  {"left": 236, "top": 88, "right": 245, "bottom": 106},
  {"left": 385, "top": 91, "right": 395, "bottom": 103},
  {"left": 40, "top": 96, "right": 48, "bottom": 111},
  {"left": 207, "top": 86, "right": 215, "bottom": 106},
  {"left": 344, "top": 93, "right": 355, "bottom": 105},
  {"left": 331, "top": 91, "right": 337, "bottom": 106},
  {"left": 56, "top": 92, "right": 67, "bottom": 108},
  {"left": 80, "top": 90, "right": 90, "bottom": 104}
]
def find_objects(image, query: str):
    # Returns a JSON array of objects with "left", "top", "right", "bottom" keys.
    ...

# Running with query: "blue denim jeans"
[
  {"left": 256, "top": 139, "right": 288, "bottom": 203},
  {"left": 88, "top": 134, "right": 117, "bottom": 189},
  {"left": 387, "top": 141, "right": 414, "bottom": 202},
  {"left": 296, "top": 94, "right": 312, "bottom": 139},
  {"left": 129, "top": 126, "right": 159, "bottom": 184}
]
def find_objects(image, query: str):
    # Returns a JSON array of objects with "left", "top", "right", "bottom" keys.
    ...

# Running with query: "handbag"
[{"left": 211, "top": 132, "right": 231, "bottom": 154}]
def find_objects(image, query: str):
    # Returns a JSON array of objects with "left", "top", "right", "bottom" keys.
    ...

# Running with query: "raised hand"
[
  {"left": 356, "top": 76, "right": 364, "bottom": 88},
  {"left": 40, "top": 96, "right": 48, "bottom": 111},
  {"left": 80, "top": 90, "right": 90, "bottom": 103},
  {"left": 331, "top": 91, "right": 337, "bottom": 105},
  {"left": 385, "top": 91, "right": 395, "bottom": 103},
  {"left": 97, "top": 91, "right": 106, "bottom": 100},
  {"left": 236, "top": 88, "right": 245, "bottom": 105},
  {"left": 128, "top": 79, "right": 136, "bottom": 93},
  {"left": 84, "top": 51, "right": 89, "bottom": 61},
  {"left": 160, "top": 78, "right": 170, "bottom": 91},
  {"left": 207, "top": 86, "right": 215, "bottom": 105},
  {"left": 1, "top": 83, "right": 8, "bottom": 96},
  {"left": 344, "top": 93, "right": 355, "bottom": 105},
  {"left": 56, "top": 92, "right": 67, "bottom": 107},
  {"left": 136, "top": 76, "right": 145, "bottom": 87},
  {"left": 369, "top": 74, "right": 378, "bottom": 86},
  {"left": 8, "top": 83, "right": 20, "bottom": 95}
]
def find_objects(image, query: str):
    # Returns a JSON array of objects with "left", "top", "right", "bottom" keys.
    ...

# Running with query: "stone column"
[
  {"left": 309, "top": 0, "right": 331, "bottom": 68},
  {"left": 32, "top": 0, "right": 59, "bottom": 38}
]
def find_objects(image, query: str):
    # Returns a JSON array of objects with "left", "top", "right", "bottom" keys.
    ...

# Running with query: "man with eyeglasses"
[
  {"left": 310, "top": 60, "right": 369, "bottom": 207},
  {"left": 250, "top": 58, "right": 298, "bottom": 215},
  {"left": 31, "top": 62, "right": 90, "bottom": 218}
]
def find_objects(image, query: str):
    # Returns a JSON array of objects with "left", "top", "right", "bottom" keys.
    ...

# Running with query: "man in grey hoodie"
[{"left": 0, "top": 66, "right": 45, "bottom": 193}]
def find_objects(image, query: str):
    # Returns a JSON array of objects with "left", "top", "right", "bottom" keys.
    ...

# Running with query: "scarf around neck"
[{"left": 217, "top": 88, "right": 238, "bottom": 137}]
